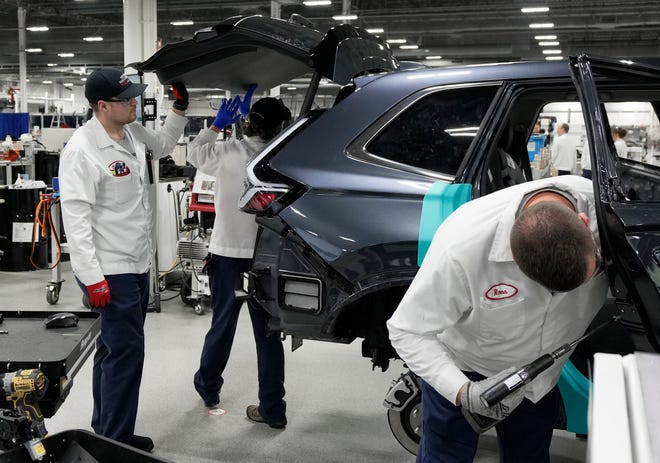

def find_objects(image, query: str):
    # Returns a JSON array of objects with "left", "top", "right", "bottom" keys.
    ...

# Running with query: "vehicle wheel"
[
  {"left": 180, "top": 275, "right": 194, "bottom": 305},
  {"left": 46, "top": 284, "right": 60, "bottom": 305},
  {"left": 387, "top": 391, "right": 422, "bottom": 455}
]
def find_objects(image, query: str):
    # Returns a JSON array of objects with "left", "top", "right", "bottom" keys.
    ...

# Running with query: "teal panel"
[
  {"left": 557, "top": 360, "right": 591, "bottom": 435},
  {"left": 418, "top": 182, "right": 472, "bottom": 265}
]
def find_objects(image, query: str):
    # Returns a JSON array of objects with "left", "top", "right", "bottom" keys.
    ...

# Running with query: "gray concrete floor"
[{"left": 0, "top": 261, "right": 587, "bottom": 462}]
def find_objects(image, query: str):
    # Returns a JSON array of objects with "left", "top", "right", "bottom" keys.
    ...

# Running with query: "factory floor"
[{"left": 1, "top": 262, "right": 588, "bottom": 462}]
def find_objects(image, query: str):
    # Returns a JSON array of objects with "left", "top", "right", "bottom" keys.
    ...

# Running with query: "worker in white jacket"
[
  {"left": 550, "top": 122, "right": 578, "bottom": 175},
  {"left": 387, "top": 175, "right": 608, "bottom": 463},
  {"left": 58, "top": 68, "right": 188, "bottom": 452},
  {"left": 188, "top": 89, "right": 292, "bottom": 429}
]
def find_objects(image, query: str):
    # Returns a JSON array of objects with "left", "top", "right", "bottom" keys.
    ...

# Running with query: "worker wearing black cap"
[
  {"left": 188, "top": 86, "right": 292, "bottom": 429},
  {"left": 58, "top": 68, "right": 188, "bottom": 452}
]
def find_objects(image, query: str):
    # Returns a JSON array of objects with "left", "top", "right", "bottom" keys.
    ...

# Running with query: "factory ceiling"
[{"left": 0, "top": 0, "right": 659, "bottom": 89}]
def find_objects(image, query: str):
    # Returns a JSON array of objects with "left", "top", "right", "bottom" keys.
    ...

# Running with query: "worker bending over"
[{"left": 388, "top": 175, "right": 608, "bottom": 462}]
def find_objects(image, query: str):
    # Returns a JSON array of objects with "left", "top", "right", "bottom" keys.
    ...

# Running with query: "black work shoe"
[
  {"left": 128, "top": 435, "right": 154, "bottom": 453},
  {"left": 246, "top": 404, "right": 287, "bottom": 429}
]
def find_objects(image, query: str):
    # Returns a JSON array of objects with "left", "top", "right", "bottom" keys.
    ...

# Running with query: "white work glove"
[{"left": 460, "top": 367, "right": 525, "bottom": 421}]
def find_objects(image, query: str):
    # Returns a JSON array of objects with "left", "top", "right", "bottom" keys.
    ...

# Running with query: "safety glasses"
[{"left": 104, "top": 97, "right": 134, "bottom": 105}]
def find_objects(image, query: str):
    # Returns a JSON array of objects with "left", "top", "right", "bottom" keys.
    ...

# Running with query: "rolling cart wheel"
[
  {"left": 194, "top": 302, "right": 206, "bottom": 315},
  {"left": 158, "top": 277, "right": 167, "bottom": 292},
  {"left": 46, "top": 284, "right": 61, "bottom": 305}
]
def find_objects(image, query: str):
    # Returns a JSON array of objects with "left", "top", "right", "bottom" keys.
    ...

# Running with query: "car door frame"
[{"left": 570, "top": 54, "right": 660, "bottom": 352}]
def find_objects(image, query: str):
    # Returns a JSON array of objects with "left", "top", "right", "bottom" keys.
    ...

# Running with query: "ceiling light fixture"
[
  {"left": 366, "top": 28, "right": 384, "bottom": 34},
  {"left": 332, "top": 14, "right": 357, "bottom": 20},
  {"left": 386, "top": 39, "right": 407, "bottom": 44},
  {"left": 425, "top": 55, "right": 443, "bottom": 60},
  {"left": 42, "top": 80, "right": 52, "bottom": 84},
  {"left": 534, "top": 35, "right": 557, "bottom": 40},
  {"left": 302, "top": 0, "right": 331, "bottom": 5},
  {"left": 170, "top": 20, "right": 194, "bottom": 26},
  {"left": 83, "top": 36, "right": 103, "bottom": 42},
  {"left": 521, "top": 6, "right": 550, "bottom": 13},
  {"left": 542, "top": 49, "right": 562, "bottom": 54},
  {"left": 529, "top": 23, "right": 554, "bottom": 28},
  {"left": 47, "top": 63, "right": 58, "bottom": 67},
  {"left": 399, "top": 45, "right": 419, "bottom": 49},
  {"left": 545, "top": 56, "right": 563, "bottom": 61},
  {"left": 63, "top": 83, "right": 74, "bottom": 87},
  {"left": 81, "top": 77, "right": 87, "bottom": 81},
  {"left": 27, "top": 26, "right": 49, "bottom": 32},
  {"left": 58, "top": 53, "right": 75, "bottom": 57},
  {"left": 26, "top": 48, "right": 42, "bottom": 53},
  {"left": 538, "top": 41, "right": 559, "bottom": 46}
]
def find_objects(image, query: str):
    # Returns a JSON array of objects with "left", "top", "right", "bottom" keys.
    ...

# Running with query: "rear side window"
[{"left": 366, "top": 86, "right": 497, "bottom": 176}]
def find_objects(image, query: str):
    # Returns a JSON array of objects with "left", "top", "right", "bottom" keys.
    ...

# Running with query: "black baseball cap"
[
  {"left": 85, "top": 68, "right": 147, "bottom": 104},
  {"left": 249, "top": 97, "right": 292, "bottom": 126}
]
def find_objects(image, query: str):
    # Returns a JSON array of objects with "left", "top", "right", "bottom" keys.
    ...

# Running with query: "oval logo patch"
[{"left": 485, "top": 283, "right": 518, "bottom": 301}]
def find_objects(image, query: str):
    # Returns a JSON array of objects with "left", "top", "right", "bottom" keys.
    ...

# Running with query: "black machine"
[{"left": 0, "top": 310, "right": 100, "bottom": 459}]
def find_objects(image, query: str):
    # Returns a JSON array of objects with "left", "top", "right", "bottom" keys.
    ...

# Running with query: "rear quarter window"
[{"left": 366, "top": 85, "right": 497, "bottom": 176}]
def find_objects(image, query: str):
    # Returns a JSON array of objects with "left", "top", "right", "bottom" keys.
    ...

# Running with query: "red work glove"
[
  {"left": 170, "top": 81, "right": 189, "bottom": 111},
  {"left": 86, "top": 280, "right": 111, "bottom": 308}
]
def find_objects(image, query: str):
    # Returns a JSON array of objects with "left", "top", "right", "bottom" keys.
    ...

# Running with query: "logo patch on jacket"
[
  {"left": 485, "top": 283, "right": 518, "bottom": 300},
  {"left": 109, "top": 160, "right": 130, "bottom": 177}
]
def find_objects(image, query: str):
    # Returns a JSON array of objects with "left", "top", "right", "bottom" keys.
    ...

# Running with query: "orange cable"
[{"left": 30, "top": 195, "right": 61, "bottom": 270}]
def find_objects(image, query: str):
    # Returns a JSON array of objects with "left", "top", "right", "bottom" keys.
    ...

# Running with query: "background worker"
[
  {"left": 550, "top": 122, "right": 577, "bottom": 175},
  {"left": 612, "top": 126, "right": 628, "bottom": 159},
  {"left": 581, "top": 141, "right": 592, "bottom": 179},
  {"left": 189, "top": 87, "right": 291, "bottom": 429},
  {"left": 58, "top": 68, "right": 188, "bottom": 452},
  {"left": 387, "top": 175, "right": 608, "bottom": 463}
]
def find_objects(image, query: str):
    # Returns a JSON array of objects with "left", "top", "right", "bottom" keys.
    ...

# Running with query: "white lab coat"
[
  {"left": 387, "top": 176, "right": 609, "bottom": 404},
  {"left": 581, "top": 142, "right": 591, "bottom": 171},
  {"left": 614, "top": 138, "right": 628, "bottom": 158},
  {"left": 186, "top": 129, "right": 265, "bottom": 258},
  {"left": 59, "top": 112, "right": 188, "bottom": 285},
  {"left": 550, "top": 133, "right": 578, "bottom": 172}
]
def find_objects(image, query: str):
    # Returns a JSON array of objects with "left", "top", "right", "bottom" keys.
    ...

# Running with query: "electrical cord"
[{"left": 30, "top": 194, "right": 61, "bottom": 270}]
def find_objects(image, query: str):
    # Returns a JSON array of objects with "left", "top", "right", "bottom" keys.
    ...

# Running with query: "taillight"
[
  {"left": 246, "top": 191, "right": 281, "bottom": 211},
  {"left": 240, "top": 186, "right": 289, "bottom": 213}
]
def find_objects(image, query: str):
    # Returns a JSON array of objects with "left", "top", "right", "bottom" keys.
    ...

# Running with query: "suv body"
[{"left": 138, "top": 15, "right": 660, "bottom": 452}]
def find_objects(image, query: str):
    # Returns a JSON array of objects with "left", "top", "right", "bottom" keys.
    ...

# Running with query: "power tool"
[
  {"left": 0, "top": 369, "right": 49, "bottom": 459},
  {"left": 463, "top": 316, "right": 620, "bottom": 433}
]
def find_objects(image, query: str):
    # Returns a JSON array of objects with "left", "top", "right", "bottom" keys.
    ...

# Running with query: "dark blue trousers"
[
  {"left": 416, "top": 373, "right": 561, "bottom": 463},
  {"left": 193, "top": 255, "right": 286, "bottom": 423},
  {"left": 80, "top": 272, "right": 149, "bottom": 443}
]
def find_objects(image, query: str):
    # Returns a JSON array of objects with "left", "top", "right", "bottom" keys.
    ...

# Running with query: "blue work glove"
[
  {"left": 212, "top": 97, "right": 240, "bottom": 129},
  {"left": 238, "top": 83, "right": 258, "bottom": 117}
]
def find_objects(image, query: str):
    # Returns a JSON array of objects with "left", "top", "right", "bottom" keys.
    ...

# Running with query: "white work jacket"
[
  {"left": 186, "top": 129, "right": 265, "bottom": 258},
  {"left": 59, "top": 112, "right": 188, "bottom": 285},
  {"left": 551, "top": 134, "right": 578, "bottom": 172},
  {"left": 387, "top": 175, "right": 609, "bottom": 404}
]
